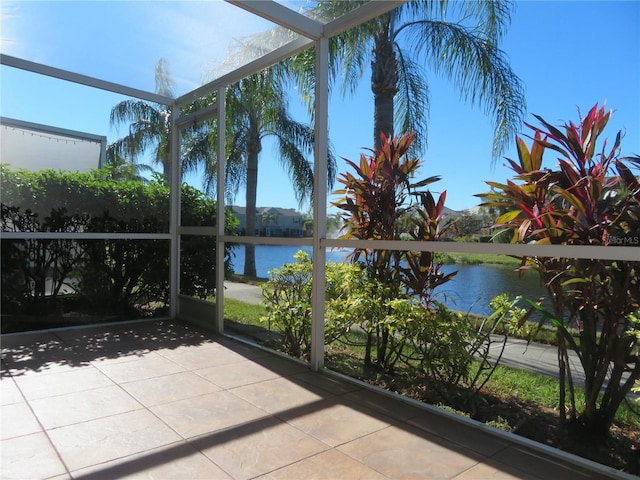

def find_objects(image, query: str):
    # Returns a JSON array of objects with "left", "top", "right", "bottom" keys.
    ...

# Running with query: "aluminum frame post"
[
  {"left": 169, "top": 106, "right": 181, "bottom": 318},
  {"left": 216, "top": 88, "right": 227, "bottom": 333},
  {"left": 310, "top": 36, "right": 329, "bottom": 372}
]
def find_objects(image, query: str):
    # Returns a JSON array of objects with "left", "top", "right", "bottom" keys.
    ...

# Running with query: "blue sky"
[{"left": 1, "top": 1, "right": 639, "bottom": 212}]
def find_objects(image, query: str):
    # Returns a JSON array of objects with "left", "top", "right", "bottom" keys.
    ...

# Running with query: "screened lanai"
[
  {"left": 1, "top": 0, "right": 638, "bottom": 371},
  {"left": 0, "top": 0, "right": 414, "bottom": 370},
  {"left": 2, "top": 2, "right": 639, "bottom": 478}
]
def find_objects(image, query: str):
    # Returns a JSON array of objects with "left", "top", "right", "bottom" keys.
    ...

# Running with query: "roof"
[{"left": 230, "top": 206, "right": 302, "bottom": 217}]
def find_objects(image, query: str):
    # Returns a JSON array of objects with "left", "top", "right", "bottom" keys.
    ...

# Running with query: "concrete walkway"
[
  {"left": 1, "top": 320, "right": 630, "bottom": 479},
  {"left": 224, "top": 281, "right": 264, "bottom": 305}
]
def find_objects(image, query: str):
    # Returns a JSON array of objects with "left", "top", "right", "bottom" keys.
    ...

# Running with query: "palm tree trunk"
[
  {"left": 163, "top": 109, "right": 173, "bottom": 187},
  {"left": 371, "top": 30, "right": 398, "bottom": 150},
  {"left": 243, "top": 120, "right": 261, "bottom": 277},
  {"left": 163, "top": 162, "right": 172, "bottom": 188}
]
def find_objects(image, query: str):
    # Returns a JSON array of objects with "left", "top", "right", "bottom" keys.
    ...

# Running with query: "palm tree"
[
  {"left": 224, "top": 68, "right": 336, "bottom": 276},
  {"left": 109, "top": 58, "right": 333, "bottom": 277},
  {"left": 108, "top": 59, "right": 222, "bottom": 195},
  {"left": 261, "top": 210, "right": 279, "bottom": 237},
  {"left": 104, "top": 145, "right": 153, "bottom": 182},
  {"left": 108, "top": 59, "right": 176, "bottom": 184},
  {"left": 294, "top": 1, "right": 525, "bottom": 158}
]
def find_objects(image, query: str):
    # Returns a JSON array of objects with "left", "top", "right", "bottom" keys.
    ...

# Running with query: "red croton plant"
[
  {"left": 332, "top": 131, "right": 455, "bottom": 371},
  {"left": 480, "top": 104, "right": 640, "bottom": 436}
]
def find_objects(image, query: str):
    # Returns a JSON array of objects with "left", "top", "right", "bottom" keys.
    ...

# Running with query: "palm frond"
[
  {"left": 405, "top": 18, "right": 526, "bottom": 161},
  {"left": 109, "top": 100, "right": 162, "bottom": 131},
  {"left": 394, "top": 48, "right": 430, "bottom": 153},
  {"left": 457, "top": 0, "right": 514, "bottom": 43},
  {"left": 277, "top": 137, "right": 315, "bottom": 206}
]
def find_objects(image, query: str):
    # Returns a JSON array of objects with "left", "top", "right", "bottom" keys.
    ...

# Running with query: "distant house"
[{"left": 230, "top": 206, "right": 305, "bottom": 237}]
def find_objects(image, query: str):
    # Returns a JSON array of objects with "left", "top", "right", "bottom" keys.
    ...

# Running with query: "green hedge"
[{"left": 0, "top": 166, "right": 237, "bottom": 324}]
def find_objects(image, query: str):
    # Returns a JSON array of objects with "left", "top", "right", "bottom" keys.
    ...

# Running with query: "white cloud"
[
  {"left": 1, "top": 1, "right": 299, "bottom": 95},
  {"left": 1, "top": 1, "right": 28, "bottom": 58},
  {"left": 135, "top": 1, "right": 284, "bottom": 92}
]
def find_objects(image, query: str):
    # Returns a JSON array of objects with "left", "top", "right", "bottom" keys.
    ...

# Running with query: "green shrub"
[
  {"left": 260, "top": 251, "right": 313, "bottom": 358},
  {"left": 389, "top": 300, "right": 475, "bottom": 383},
  {"left": 0, "top": 166, "right": 236, "bottom": 319},
  {"left": 260, "top": 250, "right": 365, "bottom": 358}
]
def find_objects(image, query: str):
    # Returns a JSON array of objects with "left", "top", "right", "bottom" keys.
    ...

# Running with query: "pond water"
[{"left": 230, "top": 244, "right": 547, "bottom": 316}]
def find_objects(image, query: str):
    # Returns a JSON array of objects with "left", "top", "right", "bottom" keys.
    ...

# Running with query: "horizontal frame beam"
[
  {"left": 323, "top": 1, "right": 408, "bottom": 38},
  {"left": 227, "top": 0, "right": 324, "bottom": 39},
  {"left": 2, "top": 231, "right": 634, "bottom": 262},
  {"left": 175, "top": 102, "right": 219, "bottom": 128},
  {"left": 1, "top": 54, "right": 173, "bottom": 106},
  {"left": 220, "top": 236, "right": 312, "bottom": 247},
  {"left": 323, "top": 239, "right": 640, "bottom": 262},
  {"left": 178, "top": 226, "right": 218, "bottom": 236},
  {"left": 0, "top": 232, "right": 171, "bottom": 240},
  {"left": 175, "top": 36, "right": 312, "bottom": 107}
]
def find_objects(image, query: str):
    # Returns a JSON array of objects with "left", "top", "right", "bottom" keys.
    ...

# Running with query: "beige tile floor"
[{"left": 0, "top": 320, "right": 627, "bottom": 479}]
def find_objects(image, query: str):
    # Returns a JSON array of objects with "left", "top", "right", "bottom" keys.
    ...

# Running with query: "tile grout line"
[
  {"left": 52, "top": 331, "right": 214, "bottom": 476},
  {"left": 4, "top": 369, "right": 74, "bottom": 479}
]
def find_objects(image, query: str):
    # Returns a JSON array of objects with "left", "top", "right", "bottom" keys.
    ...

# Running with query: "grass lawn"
[
  {"left": 436, "top": 251, "right": 522, "bottom": 266},
  {"left": 223, "top": 298, "right": 266, "bottom": 326}
]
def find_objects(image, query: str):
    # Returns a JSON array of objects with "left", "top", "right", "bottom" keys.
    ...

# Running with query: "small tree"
[
  {"left": 332, "top": 132, "right": 455, "bottom": 373},
  {"left": 260, "top": 250, "right": 364, "bottom": 358},
  {"left": 480, "top": 104, "right": 640, "bottom": 436}
]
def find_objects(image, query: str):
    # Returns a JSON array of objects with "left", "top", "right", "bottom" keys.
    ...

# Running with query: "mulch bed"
[{"left": 326, "top": 351, "right": 640, "bottom": 476}]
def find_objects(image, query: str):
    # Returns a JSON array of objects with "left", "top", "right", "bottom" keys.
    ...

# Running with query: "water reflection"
[
  {"left": 231, "top": 245, "right": 548, "bottom": 316},
  {"left": 438, "top": 264, "right": 545, "bottom": 316}
]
